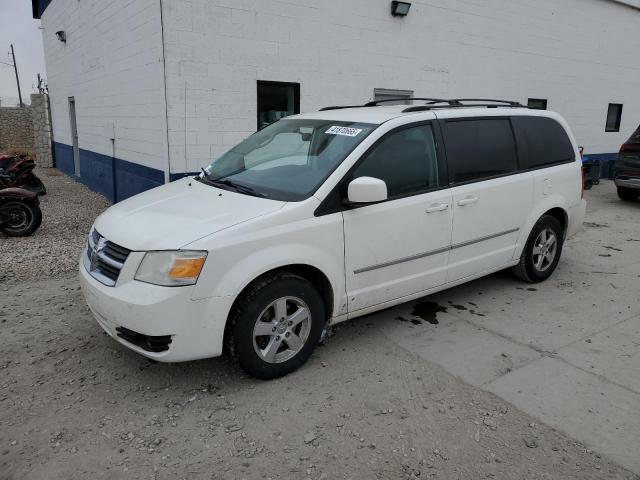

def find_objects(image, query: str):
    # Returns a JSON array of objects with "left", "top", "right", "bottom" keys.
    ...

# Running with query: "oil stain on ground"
[{"left": 410, "top": 301, "right": 448, "bottom": 325}]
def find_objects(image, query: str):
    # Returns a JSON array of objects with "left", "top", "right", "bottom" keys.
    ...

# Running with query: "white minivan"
[{"left": 80, "top": 99, "right": 586, "bottom": 378}]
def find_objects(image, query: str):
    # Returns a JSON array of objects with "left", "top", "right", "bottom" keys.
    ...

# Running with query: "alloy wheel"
[
  {"left": 532, "top": 228, "right": 557, "bottom": 272},
  {"left": 252, "top": 296, "right": 311, "bottom": 364}
]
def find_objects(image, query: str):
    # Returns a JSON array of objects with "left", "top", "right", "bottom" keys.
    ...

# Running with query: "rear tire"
[
  {"left": 617, "top": 186, "right": 639, "bottom": 202},
  {"left": 512, "top": 215, "right": 564, "bottom": 283},
  {"left": 228, "top": 272, "right": 325, "bottom": 379}
]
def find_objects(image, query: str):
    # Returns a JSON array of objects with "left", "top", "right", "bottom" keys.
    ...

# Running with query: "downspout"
[{"left": 159, "top": 0, "right": 172, "bottom": 183}]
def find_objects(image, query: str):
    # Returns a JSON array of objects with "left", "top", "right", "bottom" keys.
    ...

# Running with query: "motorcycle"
[
  {"left": 0, "top": 154, "right": 47, "bottom": 195},
  {"left": 0, "top": 187, "right": 43, "bottom": 237}
]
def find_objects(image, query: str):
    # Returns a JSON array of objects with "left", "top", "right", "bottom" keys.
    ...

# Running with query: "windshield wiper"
[{"left": 198, "top": 169, "right": 265, "bottom": 197}]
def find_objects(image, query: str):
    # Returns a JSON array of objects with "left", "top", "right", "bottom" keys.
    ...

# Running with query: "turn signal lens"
[
  {"left": 135, "top": 251, "right": 208, "bottom": 286},
  {"left": 169, "top": 257, "right": 206, "bottom": 279}
]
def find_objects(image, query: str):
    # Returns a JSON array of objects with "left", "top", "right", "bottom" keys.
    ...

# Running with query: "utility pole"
[{"left": 10, "top": 44, "right": 24, "bottom": 107}]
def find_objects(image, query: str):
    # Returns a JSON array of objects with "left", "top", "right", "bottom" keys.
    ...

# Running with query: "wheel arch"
[
  {"left": 222, "top": 263, "right": 336, "bottom": 356},
  {"left": 542, "top": 207, "right": 568, "bottom": 237},
  {"left": 514, "top": 198, "right": 570, "bottom": 260}
]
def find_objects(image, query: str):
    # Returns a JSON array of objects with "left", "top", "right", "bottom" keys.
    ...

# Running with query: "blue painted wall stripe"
[{"left": 53, "top": 142, "right": 175, "bottom": 202}]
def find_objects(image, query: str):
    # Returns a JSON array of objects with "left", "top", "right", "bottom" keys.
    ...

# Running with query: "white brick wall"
[
  {"left": 162, "top": 0, "right": 640, "bottom": 174},
  {"left": 41, "top": 0, "right": 168, "bottom": 175},
  {"left": 41, "top": 0, "right": 640, "bottom": 178}
]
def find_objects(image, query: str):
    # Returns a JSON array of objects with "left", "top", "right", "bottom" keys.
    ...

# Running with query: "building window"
[
  {"left": 527, "top": 98, "right": 547, "bottom": 110},
  {"left": 373, "top": 88, "right": 414, "bottom": 105},
  {"left": 605, "top": 103, "right": 623, "bottom": 132},
  {"left": 257, "top": 81, "right": 300, "bottom": 131}
]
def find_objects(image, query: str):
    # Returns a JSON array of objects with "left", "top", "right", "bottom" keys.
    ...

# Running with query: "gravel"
[
  {"left": 0, "top": 168, "right": 110, "bottom": 284},
  {"left": 2, "top": 171, "right": 639, "bottom": 479},
  {"left": 2, "top": 278, "right": 638, "bottom": 479}
]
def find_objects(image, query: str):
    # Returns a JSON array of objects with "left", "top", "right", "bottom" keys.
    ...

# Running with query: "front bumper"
[{"left": 79, "top": 254, "right": 236, "bottom": 362}]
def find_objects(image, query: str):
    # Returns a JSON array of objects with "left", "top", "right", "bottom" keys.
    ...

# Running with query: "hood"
[{"left": 94, "top": 178, "right": 285, "bottom": 250}]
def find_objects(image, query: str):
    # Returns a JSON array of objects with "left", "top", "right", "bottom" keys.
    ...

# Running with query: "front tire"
[
  {"left": 617, "top": 186, "right": 639, "bottom": 202},
  {"left": 228, "top": 273, "right": 325, "bottom": 379},
  {"left": 0, "top": 201, "right": 42, "bottom": 237},
  {"left": 512, "top": 215, "right": 564, "bottom": 283}
]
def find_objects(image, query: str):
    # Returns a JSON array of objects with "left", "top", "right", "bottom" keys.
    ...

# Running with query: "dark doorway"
[{"left": 257, "top": 81, "right": 300, "bottom": 131}]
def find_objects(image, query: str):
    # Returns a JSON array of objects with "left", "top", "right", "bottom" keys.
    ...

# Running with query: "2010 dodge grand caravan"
[{"left": 80, "top": 98, "right": 586, "bottom": 379}]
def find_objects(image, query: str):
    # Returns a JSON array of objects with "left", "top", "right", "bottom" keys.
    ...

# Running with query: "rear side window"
[
  {"left": 442, "top": 119, "right": 517, "bottom": 184},
  {"left": 512, "top": 116, "right": 574, "bottom": 169}
]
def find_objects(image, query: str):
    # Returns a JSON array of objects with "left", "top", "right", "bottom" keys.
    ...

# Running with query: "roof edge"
[{"left": 30, "top": 0, "right": 640, "bottom": 21}]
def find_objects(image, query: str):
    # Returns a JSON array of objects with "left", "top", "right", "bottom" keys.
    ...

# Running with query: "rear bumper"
[
  {"left": 614, "top": 176, "right": 640, "bottom": 189},
  {"left": 567, "top": 199, "right": 586, "bottom": 239},
  {"left": 79, "top": 255, "right": 236, "bottom": 362},
  {"left": 613, "top": 160, "right": 640, "bottom": 189}
]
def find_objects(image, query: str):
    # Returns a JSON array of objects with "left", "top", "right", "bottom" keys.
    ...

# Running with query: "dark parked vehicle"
[
  {"left": 614, "top": 125, "right": 640, "bottom": 201},
  {"left": 0, "top": 187, "right": 42, "bottom": 237},
  {"left": 0, "top": 154, "right": 46, "bottom": 195}
]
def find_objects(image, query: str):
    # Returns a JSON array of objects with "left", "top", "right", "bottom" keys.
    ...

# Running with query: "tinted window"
[
  {"left": 352, "top": 124, "right": 438, "bottom": 198},
  {"left": 512, "top": 116, "right": 574, "bottom": 169},
  {"left": 442, "top": 119, "right": 517, "bottom": 184}
]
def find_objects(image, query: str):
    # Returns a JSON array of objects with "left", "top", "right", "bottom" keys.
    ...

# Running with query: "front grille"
[
  {"left": 85, "top": 229, "right": 131, "bottom": 286},
  {"left": 116, "top": 327, "right": 172, "bottom": 353}
]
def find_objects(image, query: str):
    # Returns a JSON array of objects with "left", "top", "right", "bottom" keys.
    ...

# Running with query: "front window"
[{"left": 201, "top": 119, "right": 376, "bottom": 201}]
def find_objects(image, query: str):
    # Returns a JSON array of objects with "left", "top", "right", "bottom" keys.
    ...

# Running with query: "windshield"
[{"left": 202, "top": 119, "right": 376, "bottom": 201}]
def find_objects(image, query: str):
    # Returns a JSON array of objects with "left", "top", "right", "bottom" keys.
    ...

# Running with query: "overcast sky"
[{"left": 0, "top": 1, "right": 46, "bottom": 106}]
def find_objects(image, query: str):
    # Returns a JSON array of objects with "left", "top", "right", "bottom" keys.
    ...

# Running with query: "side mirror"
[{"left": 347, "top": 177, "right": 388, "bottom": 204}]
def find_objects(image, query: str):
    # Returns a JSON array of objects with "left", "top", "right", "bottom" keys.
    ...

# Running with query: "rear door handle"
[
  {"left": 457, "top": 196, "right": 478, "bottom": 206},
  {"left": 426, "top": 203, "right": 449, "bottom": 213}
]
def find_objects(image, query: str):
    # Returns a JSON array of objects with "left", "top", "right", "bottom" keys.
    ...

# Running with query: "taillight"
[
  {"left": 620, "top": 143, "right": 640, "bottom": 153},
  {"left": 581, "top": 166, "right": 585, "bottom": 199}
]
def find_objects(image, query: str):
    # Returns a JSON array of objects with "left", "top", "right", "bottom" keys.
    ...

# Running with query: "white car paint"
[{"left": 79, "top": 106, "right": 586, "bottom": 363}]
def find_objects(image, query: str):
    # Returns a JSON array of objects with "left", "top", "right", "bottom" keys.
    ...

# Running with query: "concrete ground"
[
  {"left": 375, "top": 180, "right": 640, "bottom": 474},
  {"left": 1, "top": 173, "right": 639, "bottom": 479}
]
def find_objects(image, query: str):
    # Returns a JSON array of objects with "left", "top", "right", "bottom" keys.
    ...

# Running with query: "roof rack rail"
[
  {"left": 402, "top": 98, "right": 524, "bottom": 113},
  {"left": 448, "top": 98, "right": 523, "bottom": 106},
  {"left": 319, "top": 98, "right": 524, "bottom": 112},
  {"left": 318, "top": 105, "right": 363, "bottom": 111},
  {"left": 363, "top": 97, "right": 449, "bottom": 107}
]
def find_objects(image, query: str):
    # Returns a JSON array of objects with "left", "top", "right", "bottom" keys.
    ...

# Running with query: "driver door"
[{"left": 343, "top": 123, "right": 453, "bottom": 313}]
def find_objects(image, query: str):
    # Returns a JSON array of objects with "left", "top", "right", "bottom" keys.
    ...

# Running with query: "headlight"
[{"left": 134, "top": 251, "right": 207, "bottom": 286}]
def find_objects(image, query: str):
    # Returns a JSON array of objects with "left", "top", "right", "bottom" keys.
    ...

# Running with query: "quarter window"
[
  {"left": 352, "top": 124, "right": 439, "bottom": 198},
  {"left": 512, "top": 116, "right": 574, "bottom": 169},
  {"left": 605, "top": 103, "right": 623, "bottom": 132},
  {"left": 442, "top": 119, "right": 518, "bottom": 184}
]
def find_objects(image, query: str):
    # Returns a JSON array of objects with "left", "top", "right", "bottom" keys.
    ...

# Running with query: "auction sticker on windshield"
[{"left": 325, "top": 126, "right": 363, "bottom": 137}]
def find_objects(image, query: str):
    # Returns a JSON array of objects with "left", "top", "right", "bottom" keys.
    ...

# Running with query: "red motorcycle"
[
  {"left": 0, "top": 187, "right": 42, "bottom": 236},
  {"left": 0, "top": 154, "right": 47, "bottom": 195}
]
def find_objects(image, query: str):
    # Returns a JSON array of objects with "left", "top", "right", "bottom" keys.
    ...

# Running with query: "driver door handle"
[
  {"left": 457, "top": 196, "right": 479, "bottom": 206},
  {"left": 425, "top": 203, "right": 449, "bottom": 213}
]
